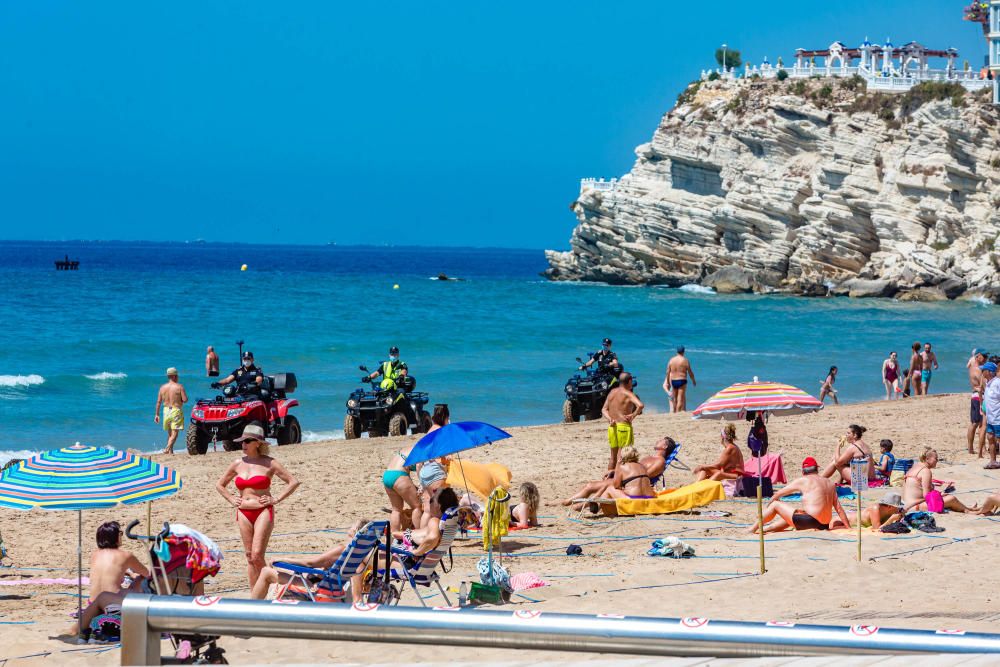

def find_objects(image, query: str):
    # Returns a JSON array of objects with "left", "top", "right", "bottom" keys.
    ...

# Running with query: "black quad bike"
[
  {"left": 562, "top": 356, "right": 636, "bottom": 423},
  {"left": 343, "top": 365, "right": 431, "bottom": 439}
]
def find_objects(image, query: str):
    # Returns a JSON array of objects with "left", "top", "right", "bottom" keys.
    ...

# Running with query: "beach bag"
[
  {"left": 734, "top": 475, "right": 772, "bottom": 498},
  {"left": 476, "top": 555, "right": 513, "bottom": 592},
  {"left": 925, "top": 489, "right": 944, "bottom": 514}
]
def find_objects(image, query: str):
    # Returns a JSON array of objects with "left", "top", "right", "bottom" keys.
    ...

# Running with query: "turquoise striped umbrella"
[{"left": 0, "top": 444, "right": 181, "bottom": 624}]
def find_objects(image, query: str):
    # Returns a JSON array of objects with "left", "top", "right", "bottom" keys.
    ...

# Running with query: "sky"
[{"left": 0, "top": 1, "right": 988, "bottom": 249}]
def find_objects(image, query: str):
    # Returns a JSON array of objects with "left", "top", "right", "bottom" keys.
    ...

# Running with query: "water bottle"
[{"left": 458, "top": 581, "right": 468, "bottom": 607}]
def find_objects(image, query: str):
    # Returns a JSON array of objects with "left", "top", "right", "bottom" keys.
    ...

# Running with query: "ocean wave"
[
  {"left": 968, "top": 295, "right": 993, "bottom": 307},
  {"left": 0, "top": 374, "right": 45, "bottom": 388},
  {"left": 301, "top": 430, "right": 345, "bottom": 442},
  {"left": 85, "top": 372, "right": 128, "bottom": 381},
  {"left": 687, "top": 347, "right": 795, "bottom": 358},
  {"left": 678, "top": 284, "right": 716, "bottom": 295},
  {"left": 0, "top": 449, "right": 39, "bottom": 468}
]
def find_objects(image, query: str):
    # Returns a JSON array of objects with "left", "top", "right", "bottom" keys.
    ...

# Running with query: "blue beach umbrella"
[{"left": 404, "top": 421, "right": 512, "bottom": 468}]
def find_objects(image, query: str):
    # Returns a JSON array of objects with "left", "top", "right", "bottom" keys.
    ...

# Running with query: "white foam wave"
[
  {"left": 678, "top": 284, "right": 716, "bottom": 295},
  {"left": 687, "top": 347, "right": 795, "bottom": 358},
  {"left": 0, "top": 374, "right": 45, "bottom": 388},
  {"left": 301, "top": 430, "right": 345, "bottom": 442},
  {"left": 85, "top": 372, "right": 128, "bottom": 381},
  {"left": 968, "top": 295, "right": 993, "bottom": 307},
  {"left": 0, "top": 449, "right": 39, "bottom": 468}
]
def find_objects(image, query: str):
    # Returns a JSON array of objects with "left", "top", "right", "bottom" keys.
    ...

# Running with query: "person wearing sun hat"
[
  {"left": 748, "top": 455, "right": 851, "bottom": 534},
  {"left": 981, "top": 360, "right": 1000, "bottom": 469},
  {"left": 861, "top": 490, "right": 905, "bottom": 532},
  {"left": 154, "top": 367, "right": 187, "bottom": 455}
]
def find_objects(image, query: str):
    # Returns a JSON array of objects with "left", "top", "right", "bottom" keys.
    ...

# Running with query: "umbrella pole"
[
  {"left": 146, "top": 501, "right": 152, "bottom": 537},
  {"left": 757, "top": 455, "right": 765, "bottom": 575},
  {"left": 857, "top": 492, "right": 862, "bottom": 562},
  {"left": 77, "top": 510, "right": 83, "bottom": 631}
]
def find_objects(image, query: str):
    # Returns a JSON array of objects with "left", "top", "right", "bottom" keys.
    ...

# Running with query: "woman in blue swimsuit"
[{"left": 383, "top": 447, "right": 420, "bottom": 534}]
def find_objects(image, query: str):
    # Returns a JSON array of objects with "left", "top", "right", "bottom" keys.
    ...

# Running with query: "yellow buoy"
[
  {"left": 241, "top": 264, "right": 248, "bottom": 271},
  {"left": 393, "top": 284, "right": 399, "bottom": 290}
]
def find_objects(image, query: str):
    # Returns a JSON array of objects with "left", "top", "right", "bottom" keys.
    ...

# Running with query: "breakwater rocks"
[{"left": 545, "top": 78, "right": 1000, "bottom": 301}]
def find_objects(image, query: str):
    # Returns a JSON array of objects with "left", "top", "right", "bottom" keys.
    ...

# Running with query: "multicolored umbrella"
[
  {"left": 0, "top": 444, "right": 181, "bottom": 510},
  {"left": 0, "top": 444, "right": 181, "bottom": 625},
  {"left": 692, "top": 380, "right": 823, "bottom": 420}
]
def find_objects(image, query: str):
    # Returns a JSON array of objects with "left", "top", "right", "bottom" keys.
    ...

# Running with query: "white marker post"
[{"left": 850, "top": 458, "right": 867, "bottom": 562}]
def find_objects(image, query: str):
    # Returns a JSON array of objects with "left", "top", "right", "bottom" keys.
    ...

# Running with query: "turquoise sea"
[{"left": 0, "top": 240, "right": 995, "bottom": 461}]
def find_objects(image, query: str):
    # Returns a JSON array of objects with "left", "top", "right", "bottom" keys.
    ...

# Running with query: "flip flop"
[{"left": 984, "top": 463, "right": 1000, "bottom": 470}]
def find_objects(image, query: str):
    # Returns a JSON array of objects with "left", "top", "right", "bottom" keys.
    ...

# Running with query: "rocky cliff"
[{"left": 545, "top": 78, "right": 1000, "bottom": 301}]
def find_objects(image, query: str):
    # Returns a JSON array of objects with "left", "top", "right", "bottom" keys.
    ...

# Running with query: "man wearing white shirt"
[{"left": 982, "top": 361, "right": 1000, "bottom": 470}]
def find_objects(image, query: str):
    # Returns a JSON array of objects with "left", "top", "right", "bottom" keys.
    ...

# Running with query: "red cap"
[{"left": 802, "top": 456, "right": 818, "bottom": 469}]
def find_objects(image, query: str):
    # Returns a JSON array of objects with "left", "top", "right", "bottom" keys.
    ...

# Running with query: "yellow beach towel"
[
  {"left": 614, "top": 479, "right": 725, "bottom": 516},
  {"left": 446, "top": 460, "right": 512, "bottom": 501},
  {"left": 482, "top": 486, "right": 511, "bottom": 550}
]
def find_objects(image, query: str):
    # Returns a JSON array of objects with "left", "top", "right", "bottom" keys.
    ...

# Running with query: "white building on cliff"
[{"left": 991, "top": 0, "right": 1000, "bottom": 103}]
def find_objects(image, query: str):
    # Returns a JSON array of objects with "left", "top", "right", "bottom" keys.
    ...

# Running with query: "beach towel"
[
  {"left": 482, "top": 487, "right": 510, "bottom": 550},
  {"left": 0, "top": 577, "right": 89, "bottom": 586},
  {"left": 447, "top": 460, "right": 511, "bottom": 501},
  {"left": 746, "top": 452, "right": 787, "bottom": 484},
  {"left": 614, "top": 480, "right": 725, "bottom": 516},
  {"left": 509, "top": 572, "right": 548, "bottom": 591},
  {"left": 647, "top": 536, "right": 696, "bottom": 558},
  {"left": 782, "top": 486, "right": 857, "bottom": 502}
]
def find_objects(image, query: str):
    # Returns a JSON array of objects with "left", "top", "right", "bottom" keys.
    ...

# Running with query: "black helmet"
[
  {"left": 602, "top": 338, "right": 612, "bottom": 346},
  {"left": 389, "top": 346, "right": 399, "bottom": 355},
  {"left": 242, "top": 350, "right": 254, "bottom": 360}
]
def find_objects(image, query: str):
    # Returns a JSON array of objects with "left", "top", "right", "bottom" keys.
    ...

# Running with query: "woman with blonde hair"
[
  {"left": 902, "top": 448, "right": 977, "bottom": 513},
  {"left": 216, "top": 424, "right": 300, "bottom": 587},
  {"left": 510, "top": 482, "right": 541, "bottom": 527},
  {"left": 693, "top": 423, "right": 745, "bottom": 482},
  {"left": 601, "top": 446, "right": 656, "bottom": 500}
]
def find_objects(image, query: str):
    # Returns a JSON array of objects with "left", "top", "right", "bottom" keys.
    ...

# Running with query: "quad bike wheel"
[
  {"left": 222, "top": 439, "right": 240, "bottom": 452},
  {"left": 420, "top": 413, "right": 433, "bottom": 433},
  {"left": 562, "top": 399, "right": 580, "bottom": 423},
  {"left": 586, "top": 404, "right": 603, "bottom": 421},
  {"left": 277, "top": 415, "right": 302, "bottom": 445},
  {"left": 186, "top": 428, "right": 209, "bottom": 456},
  {"left": 388, "top": 413, "right": 408, "bottom": 437},
  {"left": 344, "top": 414, "right": 361, "bottom": 440}
]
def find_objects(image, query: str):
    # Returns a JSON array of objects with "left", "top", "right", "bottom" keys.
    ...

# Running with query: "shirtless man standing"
[
  {"left": 906, "top": 341, "right": 924, "bottom": 396},
  {"left": 601, "top": 372, "right": 644, "bottom": 472},
  {"left": 664, "top": 346, "right": 696, "bottom": 412},
  {"left": 968, "top": 349, "right": 988, "bottom": 456},
  {"left": 749, "top": 457, "right": 851, "bottom": 534},
  {"left": 205, "top": 346, "right": 220, "bottom": 377},
  {"left": 920, "top": 343, "right": 939, "bottom": 393},
  {"left": 154, "top": 368, "right": 188, "bottom": 455}
]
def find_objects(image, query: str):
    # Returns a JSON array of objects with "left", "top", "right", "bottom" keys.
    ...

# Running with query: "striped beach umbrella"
[
  {"left": 0, "top": 444, "right": 181, "bottom": 624},
  {"left": 692, "top": 380, "right": 823, "bottom": 420}
]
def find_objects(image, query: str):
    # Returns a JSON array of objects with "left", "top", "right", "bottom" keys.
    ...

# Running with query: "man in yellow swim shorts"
[
  {"left": 601, "top": 372, "right": 644, "bottom": 472},
  {"left": 154, "top": 368, "right": 188, "bottom": 455}
]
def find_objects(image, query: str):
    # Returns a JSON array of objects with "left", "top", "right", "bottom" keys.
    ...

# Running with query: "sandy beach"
[{"left": 2, "top": 392, "right": 999, "bottom": 665}]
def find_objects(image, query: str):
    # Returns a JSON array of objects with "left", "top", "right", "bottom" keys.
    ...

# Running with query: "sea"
[{"left": 0, "top": 240, "right": 995, "bottom": 463}]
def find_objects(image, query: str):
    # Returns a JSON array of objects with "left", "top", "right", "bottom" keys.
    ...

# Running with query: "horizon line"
[{"left": 0, "top": 239, "right": 549, "bottom": 252}]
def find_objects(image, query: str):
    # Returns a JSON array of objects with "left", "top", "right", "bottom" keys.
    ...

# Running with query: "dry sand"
[{"left": 2, "top": 393, "right": 1000, "bottom": 665}]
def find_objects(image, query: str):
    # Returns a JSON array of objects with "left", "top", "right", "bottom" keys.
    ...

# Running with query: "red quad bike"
[{"left": 186, "top": 373, "right": 301, "bottom": 455}]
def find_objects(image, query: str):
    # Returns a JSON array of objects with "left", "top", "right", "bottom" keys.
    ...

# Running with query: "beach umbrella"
[
  {"left": 0, "top": 444, "right": 181, "bottom": 624},
  {"left": 693, "top": 379, "right": 823, "bottom": 574},
  {"left": 404, "top": 421, "right": 512, "bottom": 468},
  {"left": 691, "top": 379, "right": 823, "bottom": 419}
]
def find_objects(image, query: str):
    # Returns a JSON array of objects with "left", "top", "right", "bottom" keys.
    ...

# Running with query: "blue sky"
[{"left": 0, "top": 1, "right": 987, "bottom": 249}]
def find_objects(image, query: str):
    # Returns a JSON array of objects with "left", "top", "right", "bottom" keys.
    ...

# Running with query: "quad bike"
[
  {"left": 562, "top": 355, "right": 636, "bottom": 422},
  {"left": 343, "top": 365, "right": 431, "bottom": 439}
]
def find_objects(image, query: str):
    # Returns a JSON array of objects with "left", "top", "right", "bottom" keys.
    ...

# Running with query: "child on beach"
[
  {"left": 876, "top": 439, "right": 895, "bottom": 481},
  {"left": 510, "top": 482, "right": 540, "bottom": 528}
]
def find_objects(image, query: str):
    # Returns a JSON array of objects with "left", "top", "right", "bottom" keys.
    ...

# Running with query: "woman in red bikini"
[{"left": 216, "top": 423, "right": 301, "bottom": 588}]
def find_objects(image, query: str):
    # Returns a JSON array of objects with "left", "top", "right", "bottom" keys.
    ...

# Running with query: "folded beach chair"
[
  {"left": 381, "top": 508, "right": 460, "bottom": 607},
  {"left": 651, "top": 441, "right": 690, "bottom": 489},
  {"left": 273, "top": 520, "right": 387, "bottom": 603},
  {"left": 889, "top": 458, "right": 914, "bottom": 487}
]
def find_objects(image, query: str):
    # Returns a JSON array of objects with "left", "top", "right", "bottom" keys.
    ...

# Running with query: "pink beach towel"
[
  {"left": 0, "top": 577, "right": 89, "bottom": 586},
  {"left": 509, "top": 572, "right": 548, "bottom": 592},
  {"left": 747, "top": 453, "right": 787, "bottom": 484}
]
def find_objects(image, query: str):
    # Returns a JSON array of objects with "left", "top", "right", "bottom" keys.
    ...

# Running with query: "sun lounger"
[
  {"left": 651, "top": 442, "right": 690, "bottom": 489},
  {"left": 380, "top": 508, "right": 460, "bottom": 607},
  {"left": 273, "top": 520, "right": 387, "bottom": 603}
]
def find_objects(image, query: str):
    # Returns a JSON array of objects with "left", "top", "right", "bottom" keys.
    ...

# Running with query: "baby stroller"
[{"left": 121, "top": 519, "right": 228, "bottom": 664}]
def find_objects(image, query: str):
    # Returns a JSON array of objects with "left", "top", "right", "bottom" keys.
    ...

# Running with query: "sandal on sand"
[{"left": 984, "top": 462, "right": 1000, "bottom": 470}]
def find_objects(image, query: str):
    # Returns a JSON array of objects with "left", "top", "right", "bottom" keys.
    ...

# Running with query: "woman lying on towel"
[
  {"left": 693, "top": 424, "right": 744, "bottom": 482},
  {"left": 600, "top": 446, "right": 657, "bottom": 500},
  {"left": 562, "top": 438, "right": 675, "bottom": 509}
]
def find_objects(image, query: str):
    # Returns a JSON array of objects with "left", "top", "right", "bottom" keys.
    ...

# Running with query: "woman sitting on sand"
[
  {"left": 215, "top": 424, "right": 300, "bottom": 588},
  {"left": 510, "top": 482, "right": 540, "bottom": 527},
  {"left": 414, "top": 404, "right": 451, "bottom": 529},
  {"left": 902, "top": 448, "right": 977, "bottom": 513},
  {"left": 693, "top": 424, "right": 744, "bottom": 482},
  {"left": 821, "top": 424, "right": 874, "bottom": 485},
  {"left": 562, "top": 437, "right": 675, "bottom": 508},
  {"left": 600, "top": 446, "right": 656, "bottom": 500}
]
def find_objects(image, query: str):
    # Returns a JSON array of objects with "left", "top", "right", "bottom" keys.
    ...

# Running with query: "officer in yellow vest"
[{"left": 363, "top": 346, "right": 408, "bottom": 392}]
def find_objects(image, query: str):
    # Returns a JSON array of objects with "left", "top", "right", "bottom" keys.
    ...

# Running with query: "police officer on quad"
[
  {"left": 581, "top": 338, "right": 620, "bottom": 371},
  {"left": 213, "top": 350, "right": 263, "bottom": 391},
  {"left": 363, "top": 346, "right": 408, "bottom": 392}
]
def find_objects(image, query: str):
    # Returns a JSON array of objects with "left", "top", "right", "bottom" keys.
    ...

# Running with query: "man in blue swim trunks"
[
  {"left": 664, "top": 346, "right": 696, "bottom": 413},
  {"left": 968, "top": 349, "right": 988, "bottom": 456},
  {"left": 920, "top": 342, "right": 939, "bottom": 394}
]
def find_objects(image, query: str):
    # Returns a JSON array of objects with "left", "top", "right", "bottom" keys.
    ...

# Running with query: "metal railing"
[{"left": 121, "top": 595, "right": 1000, "bottom": 665}]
